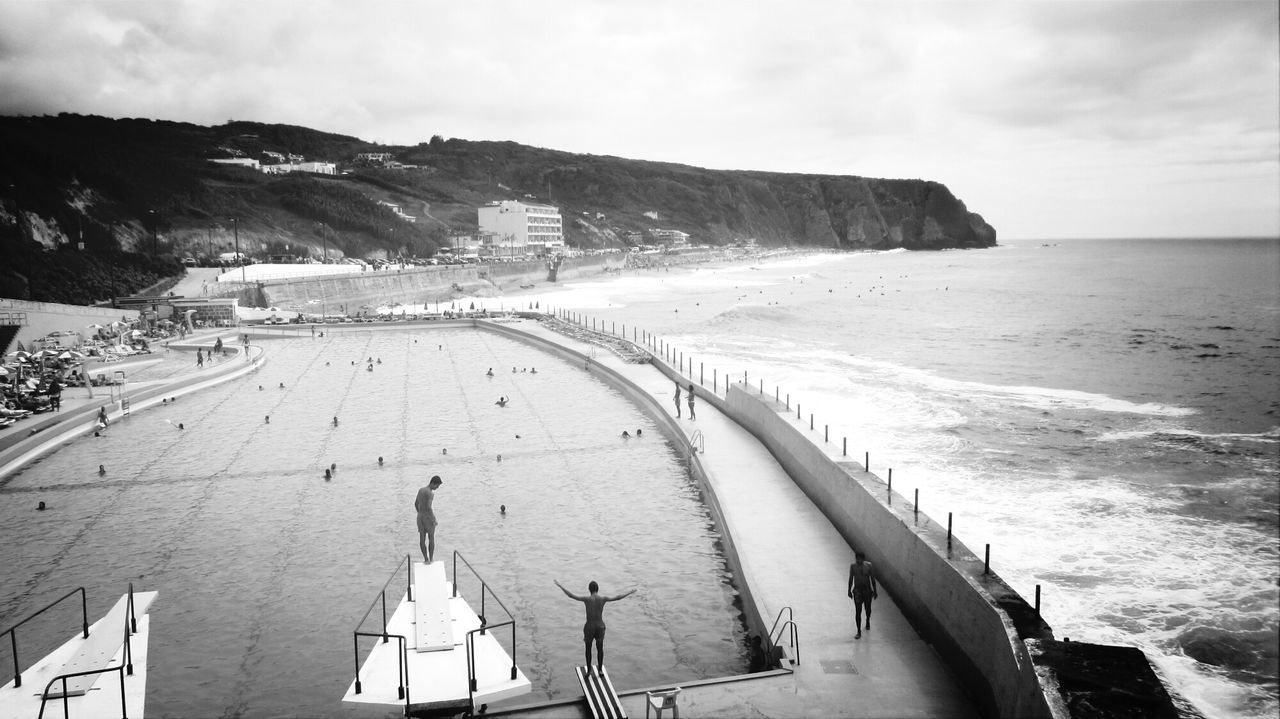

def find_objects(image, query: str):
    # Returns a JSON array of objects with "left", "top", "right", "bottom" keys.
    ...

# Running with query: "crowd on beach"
[{"left": 0, "top": 319, "right": 175, "bottom": 431}]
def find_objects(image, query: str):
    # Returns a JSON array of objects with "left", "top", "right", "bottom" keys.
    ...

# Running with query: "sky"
[{"left": 0, "top": 0, "right": 1277, "bottom": 240}]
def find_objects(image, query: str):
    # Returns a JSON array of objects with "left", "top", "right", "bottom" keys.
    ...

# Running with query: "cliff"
[{"left": 0, "top": 114, "right": 995, "bottom": 279}]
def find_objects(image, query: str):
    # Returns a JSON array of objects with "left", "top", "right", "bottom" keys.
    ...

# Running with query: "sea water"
[
  {"left": 0, "top": 329, "right": 748, "bottom": 717},
  {"left": 493, "top": 238, "right": 1278, "bottom": 719}
]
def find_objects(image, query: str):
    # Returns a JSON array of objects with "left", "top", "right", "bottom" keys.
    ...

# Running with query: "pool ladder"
[{"left": 689, "top": 429, "right": 704, "bottom": 454}]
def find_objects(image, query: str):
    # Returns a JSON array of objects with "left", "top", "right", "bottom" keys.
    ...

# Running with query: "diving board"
[
  {"left": 576, "top": 665, "right": 628, "bottom": 719},
  {"left": 414, "top": 561, "right": 454, "bottom": 652},
  {"left": 0, "top": 590, "right": 157, "bottom": 719}
]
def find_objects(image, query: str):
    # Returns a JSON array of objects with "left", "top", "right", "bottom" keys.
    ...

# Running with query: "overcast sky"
[{"left": 1, "top": 0, "right": 1276, "bottom": 240}]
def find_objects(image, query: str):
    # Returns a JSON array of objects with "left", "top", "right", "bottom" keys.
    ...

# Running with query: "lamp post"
[{"left": 231, "top": 218, "right": 244, "bottom": 282}]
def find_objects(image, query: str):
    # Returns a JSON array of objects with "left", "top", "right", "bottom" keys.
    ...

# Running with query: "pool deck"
[{"left": 1, "top": 320, "right": 980, "bottom": 718}]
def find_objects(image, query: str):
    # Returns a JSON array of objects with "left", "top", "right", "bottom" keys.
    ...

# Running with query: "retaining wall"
[
  {"left": 722, "top": 383, "right": 1053, "bottom": 718},
  {"left": 245, "top": 256, "right": 626, "bottom": 312},
  {"left": 1, "top": 298, "right": 141, "bottom": 352}
]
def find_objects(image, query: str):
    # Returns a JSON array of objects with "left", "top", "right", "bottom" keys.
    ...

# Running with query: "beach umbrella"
[{"left": 86, "top": 323, "right": 105, "bottom": 330}]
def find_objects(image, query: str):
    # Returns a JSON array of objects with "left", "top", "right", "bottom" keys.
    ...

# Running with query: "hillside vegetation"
[{"left": 0, "top": 113, "right": 995, "bottom": 302}]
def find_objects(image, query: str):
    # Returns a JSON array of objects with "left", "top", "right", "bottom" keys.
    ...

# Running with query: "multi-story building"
[
  {"left": 477, "top": 200, "right": 565, "bottom": 256},
  {"left": 649, "top": 229, "right": 690, "bottom": 246}
]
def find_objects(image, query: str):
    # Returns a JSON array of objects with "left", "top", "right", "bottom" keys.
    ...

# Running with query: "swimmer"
[
  {"left": 324, "top": 468, "right": 332, "bottom": 480},
  {"left": 333, "top": 417, "right": 339, "bottom": 427},
  {"left": 496, "top": 397, "right": 508, "bottom": 407},
  {"left": 98, "top": 464, "right": 106, "bottom": 476},
  {"left": 279, "top": 382, "right": 285, "bottom": 388},
  {"left": 531, "top": 368, "right": 537, "bottom": 374},
  {"left": 512, "top": 367, "right": 517, "bottom": 373},
  {"left": 497, "top": 454, "right": 502, "bottom": 462},
  {"left": 486, "top": 368, "right": 494, "bottom": 377},
  {"left": 636, "top": 429, "right": 643, "bottom": 437},
  {"left": 500, "top": 504, "right": 506, "bottom": 515},
  {"left": 265, "top": 415, "right": 270, "bottom": 423},
  {"left": 378, "top": 456, "right": 384, "bottom": 465},
  {"left": 377, "top": 358, "right": 382, "bottom": 364},
  {"left": 259, "top": 385, "right": 264, "bottom": 391},
  {"left": 621, "top": 430, "right": 630, "bottom": 439},
  {"left": 177, "top": 423, "right": 184, "bottom": 430},
  {"left": 331, "top": 462, "right": 337, "bottom": 472},
  {"left": 442, "top": 448, "right": 447, "bottom": 455},
  {"left": 367, "top": 364, "right": 374, "bottom": 372},
  {"left": 37, "top": 501, "right": 46, "bottom": 511}
]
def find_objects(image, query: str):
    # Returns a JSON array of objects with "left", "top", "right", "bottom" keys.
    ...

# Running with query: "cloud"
[{"left": 0, "top": 0, "right": 1275, "bottom": 239}]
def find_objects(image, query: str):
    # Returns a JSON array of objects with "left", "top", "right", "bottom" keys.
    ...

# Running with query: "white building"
[
  {"left": 210, "top": 157, "right": 261, "bottom": 170},
  {"left": 477, "top": 200, "right": 565, "bottom": 255},
  {"left": 649, "top": 228, "right": 690, "bottom": 246}
]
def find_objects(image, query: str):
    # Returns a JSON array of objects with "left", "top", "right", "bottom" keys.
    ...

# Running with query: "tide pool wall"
[
  {"left": 719, "top": 383, "right": 1053, "bottom": 718},
  {"left": 215, "top": 256, "right": 627, "bottom": 312}
]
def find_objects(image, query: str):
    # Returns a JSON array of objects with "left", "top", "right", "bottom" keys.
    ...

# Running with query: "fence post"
[
  {"left": 864, "top": 452, "right": 869, "bottom": 472},
  {"left": 984, "top": 545, "right": 991, "bottom": 575},
  {"left": 947, "top": 512, "right": 952, "bottom": 548},
  {"left": 824, "top": 424, "right": 828, "bottom": 442},
  {"left": 914, "top": 489, "right": 919, "bottom": 520},
  {"left": 1035, "top": 585, "right": 1041, "bottom": 613},
  {"left": 843, "top": 437, "right": 847, "bottom": 456},
  {"left": 700, "top": 363, "right": 704, "bottom": 385}
]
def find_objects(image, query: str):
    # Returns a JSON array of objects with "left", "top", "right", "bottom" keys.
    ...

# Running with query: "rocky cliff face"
[{"left": 475, "top": 146, "right": 998, "bottom": 250}]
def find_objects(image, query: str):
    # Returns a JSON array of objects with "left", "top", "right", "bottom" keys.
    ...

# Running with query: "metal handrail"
[
  {"left": 37, "top": 665, "right": 128, "bottom": 719},
  {"left": 2, "top": 587, "right": 88, "bottom": 689},
  {"left": 453, "top": 551, "right": 519, "bottom": 713},
  {"left": 465, "top": 620, "right": 518, "bottom": 713},
  {"left": 690, "top": 429, "right": 704, "bottom": 453},
  {"left": 350, "top": 555, "right": 414, "bottom": 700},
  {"left": 352, "top": 632, "right": 409, "bottom": 703},
  {"left": 451, "top": 551, "right": 516, "bottom": 635},
  {"left": 768, "top": 607, "right": 801, "bottom": 666}
]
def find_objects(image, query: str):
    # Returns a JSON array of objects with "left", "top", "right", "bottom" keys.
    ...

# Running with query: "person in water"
[
  {"left": 847, "top": 551, "right": 878, "bottom": 639},
  {"left": 415, "top": 475, "right": 443, "bottom": 563},
  {"left": 555, "top": 579, "right": 636, "bottom": 674}
]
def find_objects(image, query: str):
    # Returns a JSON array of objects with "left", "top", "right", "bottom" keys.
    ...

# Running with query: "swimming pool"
[{"left": 0, "top": 328, "right": 750, "bottom": 717}]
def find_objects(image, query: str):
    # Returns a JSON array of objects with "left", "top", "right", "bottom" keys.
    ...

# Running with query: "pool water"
[{"left": 0, "top": 328, "right": 749, "bottom": 718}]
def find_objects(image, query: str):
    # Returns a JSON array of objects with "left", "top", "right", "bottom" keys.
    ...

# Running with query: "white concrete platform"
[
  {"left": 414, "top": 561, "right": 454, "bottom": 652},
  {"left": 0, "top": 591, "right": 157, "bottom": 719},
  {"left": 342, "top": 565, "right": 530, "bottom": 713}
]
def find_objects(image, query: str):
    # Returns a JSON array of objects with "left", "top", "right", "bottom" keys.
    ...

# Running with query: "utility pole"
[{"left": 231, "top": 217, "right": 244, "bottom": 282}]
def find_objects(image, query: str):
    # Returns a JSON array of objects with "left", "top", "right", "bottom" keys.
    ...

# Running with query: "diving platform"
[
  {"left": 575, "top": 665, "right": 628, "bottom": 719},
  {"left": 0, "top": 588, "right": 157, "bottom": 719},
  {"left": 343, "top": 557, "right": 530, "bottom": 715}
]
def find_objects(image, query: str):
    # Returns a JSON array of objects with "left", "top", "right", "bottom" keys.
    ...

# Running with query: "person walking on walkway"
[
  {"left": 673, "top": 383, "right": 681, "bottom": 418},
  {"left": 555, "top": 579, "right": 636, "bottom": 675},
  {"left": 686, "top": 383, "right": 696, "bottom": 420},
  {"left": 848, "top": 552, "right": 878, "bottom": 639},
  {"left": 196, "top": 349, "right": 204, "bottom": 368},
  {"left": 415, "top": 475, "right": 443, "bottom": 563}
]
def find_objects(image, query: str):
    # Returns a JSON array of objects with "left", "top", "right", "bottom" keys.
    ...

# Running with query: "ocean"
[{"left": 502, "top": 237, "right": 1279, "bottom": 719}]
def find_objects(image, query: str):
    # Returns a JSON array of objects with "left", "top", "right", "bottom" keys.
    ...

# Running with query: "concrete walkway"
[{"left": 500, "top": 319, "right": 979, "bottom": 718}]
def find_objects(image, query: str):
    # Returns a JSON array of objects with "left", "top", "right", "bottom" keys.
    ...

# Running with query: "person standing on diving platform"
[{"left": 555, "top": 579, "right": 636, "bottom": 674}]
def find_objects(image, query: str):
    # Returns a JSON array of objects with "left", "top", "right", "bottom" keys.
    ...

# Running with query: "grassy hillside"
[{"left": 0, "top": 113, "right": 995, "bottom": 302}]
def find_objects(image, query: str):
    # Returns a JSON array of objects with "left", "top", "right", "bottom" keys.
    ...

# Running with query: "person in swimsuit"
[
  {"left": 847, "top": 551, "right": 878, "bottom": 639},
  {"left": 415, "top": 475, "right": 443, "bottom": 563},
  {"left": 686, "top": 383, "right": 696, "bottom": 420},
  {"left": 555, "top": 579, "right": 636, "bottom": 674},
  {"left": 673, "top": 383, "right": 681, "bottom": 418}
]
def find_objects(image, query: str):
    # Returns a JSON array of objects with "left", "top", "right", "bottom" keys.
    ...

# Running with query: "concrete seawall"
[
  {"left": 221, "top": 255, "right": 627, "bottom": 312},
  {"left": 721, "top": 383, "right": 1052, "bottom": 718}
]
